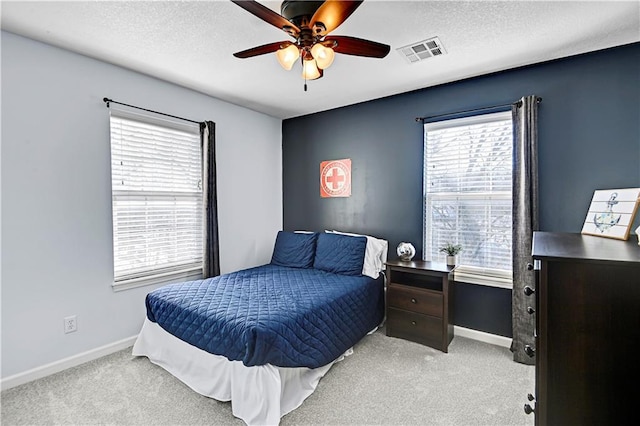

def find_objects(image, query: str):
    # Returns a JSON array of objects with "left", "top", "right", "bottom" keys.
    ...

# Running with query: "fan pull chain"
[{"left": 301, "top": 55, "right": 308, "bottom": 92}]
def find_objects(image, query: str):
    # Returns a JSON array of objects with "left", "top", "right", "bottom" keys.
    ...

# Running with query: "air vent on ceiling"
[{"left": 396, "top": 37, "right": 446, "bottom": 64}]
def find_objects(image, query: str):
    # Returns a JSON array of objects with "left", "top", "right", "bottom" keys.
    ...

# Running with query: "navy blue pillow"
[
  {"left": 270, "top": 231, "right": 318, "bottom": 268},
  {"left": 313, "top": 232, "right": 367, "bottom": 276}
]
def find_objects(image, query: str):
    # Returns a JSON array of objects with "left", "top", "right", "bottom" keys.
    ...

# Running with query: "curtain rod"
[
  {"left": 415, "top": 97, "right": 542, "bottom": 123},
  {"left": 103, "top": 97, "right": 203, "bottom": 125}
]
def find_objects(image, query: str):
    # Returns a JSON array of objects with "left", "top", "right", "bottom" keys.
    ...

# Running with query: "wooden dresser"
[
  {"left": 385, "top": 259, "right": 455, "bottom": 352},
  {"left": 528, "top": 232, "right": 640, "bottom": 425}
]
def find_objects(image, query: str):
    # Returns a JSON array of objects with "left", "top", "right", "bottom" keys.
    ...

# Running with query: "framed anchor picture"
[{"left": 581, "top": 188, "right": 640, "bottom": 240}]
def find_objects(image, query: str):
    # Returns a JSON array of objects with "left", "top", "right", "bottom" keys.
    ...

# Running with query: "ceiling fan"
[{"left": 231, "top": 0, "right": 390, "bottom": 90}]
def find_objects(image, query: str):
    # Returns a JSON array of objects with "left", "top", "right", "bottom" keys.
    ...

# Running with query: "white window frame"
[
  {"left": 109, "top": 106, "right": 204, "bottom": 291},
  {"left": 423, "top": 111, "right": 513, "bottom": 289}
]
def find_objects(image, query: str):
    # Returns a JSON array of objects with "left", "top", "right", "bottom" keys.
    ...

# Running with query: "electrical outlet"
[{"left": 64, "top": 315, "right": 77, "bottom": 334}]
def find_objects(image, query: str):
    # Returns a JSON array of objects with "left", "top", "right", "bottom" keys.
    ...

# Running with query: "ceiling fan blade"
[
  {"left": 310, "top": 0, "right": 363, "bottom": 35},
  {"left": 324, "top": 36, "right": 390, "bottom": 58},
  {"left": 234, "top": 41, "right": 292, "bottom": 58},
  {"left": 231, "top": 1, "right": 300, "bottom": 36}
]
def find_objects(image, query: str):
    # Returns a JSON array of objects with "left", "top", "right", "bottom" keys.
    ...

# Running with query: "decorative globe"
[{"left": 397, "top": 242, "right": 416, "bottom": 261}]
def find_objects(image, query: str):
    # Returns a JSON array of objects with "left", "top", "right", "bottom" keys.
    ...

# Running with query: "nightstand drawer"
[
  {"left": 387, "top": 284, "right": 443, "bottom": 317},
  {"left": 387, "top": 308, "right": 443, "bottom": 347}
]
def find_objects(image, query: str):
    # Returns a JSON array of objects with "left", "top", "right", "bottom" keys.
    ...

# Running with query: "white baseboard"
[
  {"left": 1, "top": 335, "right": 138, "bottom": 391},
  {"left": 1, "top": 328, "right": 510, "bottom": 391},
  {"left": 454, "top": 325, "right": 512, "bottom": 348}
]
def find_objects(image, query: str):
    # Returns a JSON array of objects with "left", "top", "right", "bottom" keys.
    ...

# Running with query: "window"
[
  {"left": 423, "top": 111, "right": 513, "bottom": 288},
  {"left": 109, "top": 108, "right": 203, "bottom": 290}
]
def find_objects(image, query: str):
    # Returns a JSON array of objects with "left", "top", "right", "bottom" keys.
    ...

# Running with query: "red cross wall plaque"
[{"left": 320, "top": 159, "right": 351, "bottom": 198}]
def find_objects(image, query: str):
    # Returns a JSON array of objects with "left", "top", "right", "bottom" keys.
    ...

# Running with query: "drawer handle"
[
  {"left": 527, "top": 263, "right": 534, "bottom": 271},
  {"left": 410, "top": 298, "right": 417, "bottom": 304},
  {"left": 523, "top": 286, "right": 535, "bottom": 296},
  {"left": 524, "top": 345, "right": 535, "bottom": 357},
  {"left": 527, "top": 393, "right": 535, "bottom": 402},
  {"left": 524, "top": 403, "right": 535, "bottom": 415},
  {"left": 527, "top": 307, "right": 535, "bottom": 315},
  {"left": 411, "top": 321, "right": 417, "bottom": 326}
]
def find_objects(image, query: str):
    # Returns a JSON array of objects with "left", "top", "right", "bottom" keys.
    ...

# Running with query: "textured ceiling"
[{"left": 2, "top": 1, "right": 639, "bottom": 119}]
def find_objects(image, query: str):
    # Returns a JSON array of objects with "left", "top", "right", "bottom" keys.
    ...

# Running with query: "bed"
[{"left": 132, "top": 230, "right": 387, "bottom": 425}]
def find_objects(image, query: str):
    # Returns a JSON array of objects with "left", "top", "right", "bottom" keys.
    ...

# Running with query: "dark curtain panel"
[
  {"left": 511, "top": 95, "right": 540, "bottom": 365},
  {"left": 201, "top": 121, "right": 220, "bottom": 278}
]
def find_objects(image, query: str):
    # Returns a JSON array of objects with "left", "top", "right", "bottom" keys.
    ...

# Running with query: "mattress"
[{"left": 145, "top": 264, "right": 384, "bottom": 368}]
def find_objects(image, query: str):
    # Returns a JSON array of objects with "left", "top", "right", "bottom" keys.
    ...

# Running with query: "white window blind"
[
  {"left": 109, "top": 108, "right": 203, "bottom": 288},
  {"left": 423, "top": 111, "right": 513, "bottom": 287}
]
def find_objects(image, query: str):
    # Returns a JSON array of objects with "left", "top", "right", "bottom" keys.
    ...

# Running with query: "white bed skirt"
[{"left": 132, "top": 319, "right": 349, "bottom": 425}]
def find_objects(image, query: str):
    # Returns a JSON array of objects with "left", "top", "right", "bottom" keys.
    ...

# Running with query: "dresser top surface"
[{"left": 532, "top": 232, "right": 640, "bottom": 264}]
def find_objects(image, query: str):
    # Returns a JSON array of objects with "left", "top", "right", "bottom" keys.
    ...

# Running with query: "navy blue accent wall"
[{"left": 282, "top": 43, "right": 640, "bottom": 338}]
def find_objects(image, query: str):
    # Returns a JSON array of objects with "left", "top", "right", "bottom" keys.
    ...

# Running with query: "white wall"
[{"left": 0, "top": 31, "right": 283, "bottom": 379}]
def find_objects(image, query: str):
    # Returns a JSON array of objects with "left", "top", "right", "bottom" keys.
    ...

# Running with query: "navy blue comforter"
[{"left": 145, "top": 264, "right": 384, "bottom": 368}]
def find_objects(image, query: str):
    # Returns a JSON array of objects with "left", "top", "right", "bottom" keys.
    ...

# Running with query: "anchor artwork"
[{"left": 581, "top": 188, "right": 640, "bottom": 240}]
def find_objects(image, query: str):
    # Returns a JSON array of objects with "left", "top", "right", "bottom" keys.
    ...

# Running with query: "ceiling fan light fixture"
[
  {"left": 310, "top": 43, "right": 335, "bottom": 69},
  {"left": 302, "top": 57, "right": 321, "bottom": 80},
  {"left": 276, "top": 44, "right": 300, "bottom": 70},
  {"left": 231, "top": 0, "right": 390, "bottom": 90}
]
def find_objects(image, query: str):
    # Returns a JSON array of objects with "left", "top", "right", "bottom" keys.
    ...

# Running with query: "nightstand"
[{"left": 385, "top": 259, "right": 455, "bottom": 352}]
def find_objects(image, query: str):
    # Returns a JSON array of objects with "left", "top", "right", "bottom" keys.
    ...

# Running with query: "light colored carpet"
[{"left": 1, "top": 329, "right": 535, "bottom": 425}]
